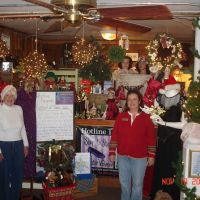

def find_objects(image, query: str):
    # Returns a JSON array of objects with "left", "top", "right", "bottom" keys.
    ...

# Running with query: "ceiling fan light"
[{"left": 101, "top": 30, "right": 116, "bottom": 41}]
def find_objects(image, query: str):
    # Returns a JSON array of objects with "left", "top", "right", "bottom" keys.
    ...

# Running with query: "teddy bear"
[{"left": 154, "top": 190, "right": 173, "bottom": 200}]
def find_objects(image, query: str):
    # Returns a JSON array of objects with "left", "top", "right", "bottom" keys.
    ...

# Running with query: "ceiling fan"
[{"left": 1, "top": 0, "right": 173, "bottom": 34}]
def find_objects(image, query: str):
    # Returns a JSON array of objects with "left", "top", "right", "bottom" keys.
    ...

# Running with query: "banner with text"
[{"left": 76, "top": 126, "right": 118, "bottom": 176}]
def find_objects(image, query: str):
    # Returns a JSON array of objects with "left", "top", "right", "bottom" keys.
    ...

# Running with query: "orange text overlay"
[{"left": 162, "top": 178, "right": 200, "bottom": 186}]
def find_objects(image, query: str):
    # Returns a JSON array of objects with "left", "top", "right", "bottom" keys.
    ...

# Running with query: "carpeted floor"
[{"left": 28, "top": 187, "right": 150, "bottom": 200}]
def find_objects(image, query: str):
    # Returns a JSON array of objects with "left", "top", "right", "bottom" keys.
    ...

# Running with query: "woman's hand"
[
  {"left": 0, "top": 153, "right": 4, "bottom": 161},
  {"left": 109, "top": 155, "right": 115, "bottom": 162},
  {"left": 24, "top": 146, "right": 29, "bottom": 157},
  {"left": 147, "top": 157, "right": 155, "bottom": 166}
]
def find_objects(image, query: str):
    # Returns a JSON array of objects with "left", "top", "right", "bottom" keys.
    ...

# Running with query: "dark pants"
[{"left": 0, "top": 140, "right": 24, "bottom": 200}]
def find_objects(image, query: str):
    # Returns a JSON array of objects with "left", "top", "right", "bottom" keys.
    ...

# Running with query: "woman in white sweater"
[{"left": 0, "top": 84, "right": 29, "bottom": 200}]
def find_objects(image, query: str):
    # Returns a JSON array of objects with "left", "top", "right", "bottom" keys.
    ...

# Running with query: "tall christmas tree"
[{"left": 183, "top": 18, "right": 200, "bottom": 123}]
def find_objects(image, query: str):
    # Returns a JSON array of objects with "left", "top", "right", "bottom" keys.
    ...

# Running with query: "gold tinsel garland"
[
  {"left": 0, "top": 38, "right": 9, "bottom": 58},
  {"left": 18, "top": 51, "right": 48, "bottom": 80},
  {"left": 71, "top": 39, "right": 97, "bottom": 66}
]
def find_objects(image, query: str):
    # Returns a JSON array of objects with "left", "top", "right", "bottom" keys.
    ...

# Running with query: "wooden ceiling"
[{"left": 0, "top": 0, "right": 200, "bottom": 42}]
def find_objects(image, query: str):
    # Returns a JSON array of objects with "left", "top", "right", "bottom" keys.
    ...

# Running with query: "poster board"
[
  {"left": 36, "top": 91, "right": 74, "bottom": 142},
  {"left": 76, "top": 126, "right": 118, "bottom": 176}
]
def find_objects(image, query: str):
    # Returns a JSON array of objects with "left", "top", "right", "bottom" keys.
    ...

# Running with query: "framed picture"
[
  {"left": 126, "top": 53, "right": 139, "bottom": 61},
  {"left": 1, "top": 34, "right": 10, "bottom": 49},
  {"left": 93, "top": 83, "right": 102, "bottom": 94},
  {"left": 189, "top": 150, "right": 200, "bottom": 177},
  {"left": 74, "top": 152, "right": 92, "bottom": 179}
]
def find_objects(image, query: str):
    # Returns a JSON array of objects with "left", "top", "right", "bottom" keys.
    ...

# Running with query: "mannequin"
[{"left": 151, "top": 83, "right": 183, "bottom": 200}]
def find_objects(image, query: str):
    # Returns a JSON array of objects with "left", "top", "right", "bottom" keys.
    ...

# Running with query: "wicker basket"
[{"left": 43, "top": 183, "right": 75, "bottom": 200}]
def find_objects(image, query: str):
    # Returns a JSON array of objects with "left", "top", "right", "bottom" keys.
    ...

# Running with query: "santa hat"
[
  {"left": 0, "top": 84, "right": 17, "bottom": 100},
  {"left": 159, "top": 75, "right": 181, "bottom": 98}
]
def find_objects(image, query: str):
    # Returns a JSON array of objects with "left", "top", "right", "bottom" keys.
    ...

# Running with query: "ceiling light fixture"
[{"left": 101, "top": 30, "right": 117, "bottom": 41}]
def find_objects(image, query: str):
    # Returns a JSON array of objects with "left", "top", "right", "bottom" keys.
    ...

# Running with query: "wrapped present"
[{"left": 43, "top": 182, "right": 75, "bottom": 200}]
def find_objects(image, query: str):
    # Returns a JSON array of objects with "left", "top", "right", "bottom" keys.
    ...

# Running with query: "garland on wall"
[{"left": 146, "top": 33, "right": 183, "bottom": 71}]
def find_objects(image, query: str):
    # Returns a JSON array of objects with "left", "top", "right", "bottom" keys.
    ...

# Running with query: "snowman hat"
[
  {"left": 159, "top": 77, "right": 181, "bottom": 98},
  {"left": 0, "top": 84, "right": 17, "bottom": 100}
]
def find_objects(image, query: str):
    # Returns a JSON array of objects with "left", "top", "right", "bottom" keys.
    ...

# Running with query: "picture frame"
[
  {"left": 92, "top": 83, "right": 102, "bottom": 94},
  {"left": 126, "top": 53, "right": 139, "bottom": 61},
  {"left": 189, "top": 150, "right": 200, "bottom": 177},
  {"left": 74, "top": 152, "right": 92, "bottom": 179}
]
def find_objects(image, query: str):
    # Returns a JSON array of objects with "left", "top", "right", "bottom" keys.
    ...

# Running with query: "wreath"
[{"left": 146, "top": 33, "right": 183, "bottom": 71}]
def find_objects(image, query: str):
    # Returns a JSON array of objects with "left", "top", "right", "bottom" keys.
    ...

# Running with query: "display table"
[{"left": 75, "top": 119, "right": 115, "bottom": 127}]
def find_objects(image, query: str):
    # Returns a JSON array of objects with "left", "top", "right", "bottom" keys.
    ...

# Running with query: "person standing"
[
  {"left": 0, "top": 84, "right": 29, "bottom": 200},
  {"left": 109, "top": 90, "right": 156, "bottom": 200}
]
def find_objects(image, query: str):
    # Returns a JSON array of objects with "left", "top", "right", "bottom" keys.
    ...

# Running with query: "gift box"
[{"left": 43, "top": 183, "right": 75, "bottom": 200}]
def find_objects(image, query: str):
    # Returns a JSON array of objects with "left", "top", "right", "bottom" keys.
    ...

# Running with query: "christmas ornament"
[
  {"left": 18, "top": 51, "right": 48, "bottom": 80},
  {"left": 0, "top": 38, "right": 9, "bottom": 58},
  {"left": 72, "top": 38, "right": 97, "bottom": 66}
]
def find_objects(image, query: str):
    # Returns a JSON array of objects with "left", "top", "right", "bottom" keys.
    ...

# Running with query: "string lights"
[
  {"left": 18, "top": 20, "right": 48, "bottom": 80},
  {"left": 0, "top": 38, "right": 9, "bottom": 58},
  {"left": 72, "top": 38, "right": 97, "bottom": 66},
  {"left": 146, "top": 33, "right": 183, "bottom": 71},
  {"left": 19, "top": 51, "right": 48, "bottom": 80},
  {"left": 71, "top": 20, "right": 97, "bottom": 66}
]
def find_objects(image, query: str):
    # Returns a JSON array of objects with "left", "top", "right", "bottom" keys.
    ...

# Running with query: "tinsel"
[
  {"left": 0, "top": 38, "right": 9, "bottom": 58},
  {"left": 71, "top": 38, "right": 97, "bottom": 66},
  {"left": 18, "top": 51, "right": 48, "bottom": 80}
]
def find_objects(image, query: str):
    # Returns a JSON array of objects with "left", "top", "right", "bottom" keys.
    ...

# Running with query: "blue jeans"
[
  {"left": 0, "top": 140, "right": 24, "bottom": 200},
  {"left": 118, "top": 155, "right": 147, "bottom": 200}
]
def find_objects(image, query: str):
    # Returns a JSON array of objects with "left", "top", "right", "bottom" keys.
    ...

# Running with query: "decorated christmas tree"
[
  {"left": 183, "top": 72, "right": 200, "bottom": 123},
  {"left": 79, "top": 37, "right": 111, "bottom": 82}
]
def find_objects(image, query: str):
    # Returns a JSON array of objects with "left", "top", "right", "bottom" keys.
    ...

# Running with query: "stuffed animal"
[
  {"left": 44, "top": 72, "right": 57, "bottom": 90},
  {"left": 46, "top": 171, "right": 58, "bottom": 187},
  {"left": 105, "top": 87, "right": 119, "bottom": 120},
  {"left": 154, "top": 190, "right": 173, "bottom": 200}
]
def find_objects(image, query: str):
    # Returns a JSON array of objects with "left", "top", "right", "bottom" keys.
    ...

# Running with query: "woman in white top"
[
  {"left": 0, "top": 84, "right": 29, "bottom": 200},
  {"left": 112, "top": 56, "right": 138, "bottom": 82}
]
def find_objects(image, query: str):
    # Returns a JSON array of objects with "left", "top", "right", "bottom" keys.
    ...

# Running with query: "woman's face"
[
  {"left": 3, "top": 93, "right": 16, "bottom": 106},
  {"left": 127, "top": 93, "right": 140, "bottom": 111},
  {"left": 139, "top": 62, "right": 146, "bottom": 73},
  {"left": 121, "top": 58, "right": 130, "bottom": 69}
]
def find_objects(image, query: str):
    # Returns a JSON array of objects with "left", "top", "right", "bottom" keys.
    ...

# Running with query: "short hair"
[
  {"left": 124, "top": 89, "right": 144, "bottom": 112},
  {"left": 118, "top": 56, "right": 132, "bottom": 70}
]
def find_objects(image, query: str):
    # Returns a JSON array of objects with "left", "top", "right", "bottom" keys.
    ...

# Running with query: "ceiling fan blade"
[
  {"left": 93, "top": 18, "right": 151, "bottom": 33},
  {"left": 23, "top": 0, "right": 56, "bottom": 10},
  {"left": 44, "top": 21, "right": 70, "bottom": 33},
  {"left": 23, "top": 0, "right": 67, "bottom": 14},
  {"left": 0, "top": 13, "right": 55, "bottom": 19},
  {"left": 97, "top": 5, "right": 172, "bottom": 20}
]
